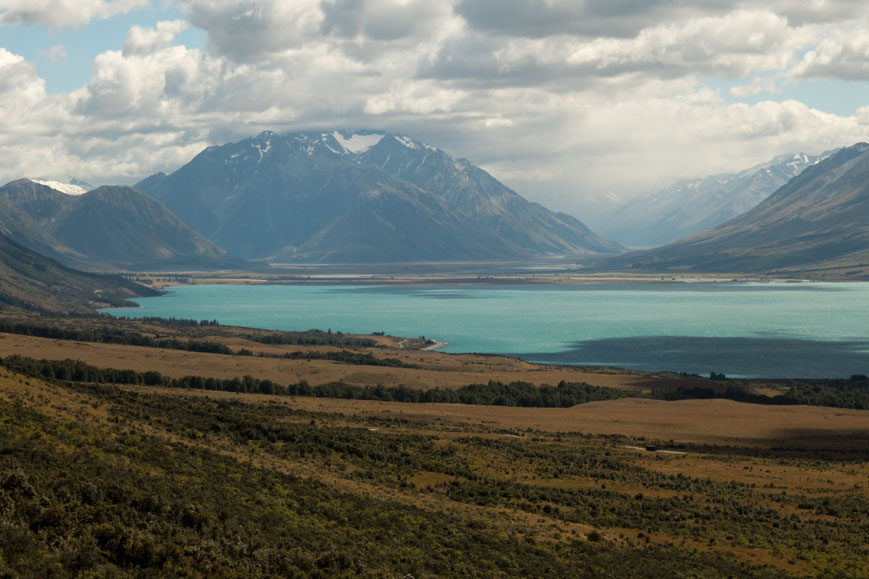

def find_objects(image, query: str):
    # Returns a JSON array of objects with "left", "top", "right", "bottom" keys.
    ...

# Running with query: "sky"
[{"left": 2, "top": 0, "right": 869, "bottom": 222}]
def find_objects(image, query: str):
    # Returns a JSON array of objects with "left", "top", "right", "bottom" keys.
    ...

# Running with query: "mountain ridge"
[
  {"left": 597, "top": 150, "right": 834, "bottom": 247},
  {"left": 136, "top": 130, "right": 620, "bottom": 263},
  {"left": 0, "top": 232, "right": 160, "bottom": 313},
  {"left": 594, "top": 142, "right": 869, "bottom": 276},
  {"left": 0, "top": 179, "right": 231, "bottom": 270}
]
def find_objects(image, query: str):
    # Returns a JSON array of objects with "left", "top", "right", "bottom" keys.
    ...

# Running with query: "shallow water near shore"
[{"left": 104, "top": 281, "right": 869, "bottom": 378}]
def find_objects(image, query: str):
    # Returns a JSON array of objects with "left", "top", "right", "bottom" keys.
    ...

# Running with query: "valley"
[{"left": 0, "top": 129, "right": 867, "bottom": 577}]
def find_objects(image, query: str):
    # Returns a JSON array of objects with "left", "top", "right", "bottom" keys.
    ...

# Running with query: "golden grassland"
[
  {"left": 0, "top": 328, "right": 701, "bottom": 391},
  {"left": 0, "top": 314, "right": 867, "bottom": 577}
]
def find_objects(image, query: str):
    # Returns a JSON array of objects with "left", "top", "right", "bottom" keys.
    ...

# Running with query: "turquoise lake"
[{"left": 103, "top": 282, "right": 869, "bottom": 379}]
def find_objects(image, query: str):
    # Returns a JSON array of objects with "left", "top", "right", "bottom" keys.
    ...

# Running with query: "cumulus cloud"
[
  {"left": 791, "top": 30, "right": 869, "bottom": 80},
  {"left": 454, "top": 0, "right": 869, "bottom": 38},
  {"left": 0, "top": 0, "right": 148, "bottom": 28},
  {"left": 123, "top": 20, "right": 189, "bottom": 56},
  {"left": 730, "top": 76, "right": 780, "bottom": 97},
  {"left": 176, "top": 0, "right": 323, "bottom": 61},
  {"left": 320, "top": 0, "right": 452, "bottom": 42},
  {"left": 454, "top": 0, "right": 703, "bottom": 39},
  {"left": 0, "top": 49, "right": 45, "bottom": 102},
  {"left": 422, "top": 10, "right": 803, "bottom": 89}
]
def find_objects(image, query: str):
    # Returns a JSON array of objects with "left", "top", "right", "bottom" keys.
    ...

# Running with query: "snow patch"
[
  {"left": 31, "top": 179, "right": 88, "bottom": 196},
  {"left": 394, "top": 135, "right": 419, "bottom": 150},
  {"left": 252, "top": 140, "right": 272, "bottom": 164},
  {"left": 332, "top": 131, "right": 384, "bottom": 154}
]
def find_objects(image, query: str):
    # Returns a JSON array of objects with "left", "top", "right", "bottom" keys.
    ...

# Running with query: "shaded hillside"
[
  {"left": 598, "top": 152, "right": 831, "bottom": 247},
  {"left": 0, "top": 233, "right": 160, "bottom": 313},
  {"left": 0, "top": 196, "right": 94, "bottom": 270},
  {"left": 596, "top": 144, "right": 869, "bottom": 276},
  {"left": 51, "top": 186, "right": 230, "bottom": 269},
  {"left": 0, "top": 180, "right": 231, "bottom": 270},
  {"left": 137, "top": 130, "right": 619, "bottom": 263},
  {"left": 357, "top": 133, "right": 620, "bottom": 255}
]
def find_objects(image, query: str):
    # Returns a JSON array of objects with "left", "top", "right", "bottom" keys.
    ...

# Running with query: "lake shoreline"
[
  {"left": 103, "top": 280, "right": 869, "bottom": 379},
  {"left": 135, "top": 272, "right": 792, "bottom": 288}
]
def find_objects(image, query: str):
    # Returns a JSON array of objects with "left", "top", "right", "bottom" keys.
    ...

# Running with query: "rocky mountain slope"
[
  {"left": 596, "top": 143, "right": 869, "bottom": 275},
  {"left": 0, "top": 232, "right": 160, "bottom": 313},
  {"left": 136, "top": 130, "right": 619, "bottom": 263},
  {"left": 598, "top": 151, "right": 832, "bottom": 247},
  {"left": 0, "top": 179, "right": 230, "bottom": 270}
]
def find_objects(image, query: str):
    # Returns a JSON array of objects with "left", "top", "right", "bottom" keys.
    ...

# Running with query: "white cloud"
[
  {"left": 0, "top": 49, "right": 46, "bottom": 104},
  {"left": 790, "top": 29, "right": 869, "bottom": 80},
  {"left": 45, "top": 44, "right": 67, "bottom": 64},
  {"left": 123, "top": 20, "right": 188, "bottom": 56},
  {"left": 176, "top": 0, "right": 324, "bottom": 61},
  {"left": 729, "top": 76, "right": 780, "bottom": 97},
  {"left": 0, "top": 0, "right": 148, "bottom": 28}
]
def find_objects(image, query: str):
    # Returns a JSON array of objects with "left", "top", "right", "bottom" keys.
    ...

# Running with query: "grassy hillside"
[
  {"left": 596, "top": 144, "right": 869, "bottom": 278},
  {"left": 2, "top": 368, "right": 867, "bottom": 577},
  {"left": 0, "top": 234, "right": 159, "bottom": 313}
]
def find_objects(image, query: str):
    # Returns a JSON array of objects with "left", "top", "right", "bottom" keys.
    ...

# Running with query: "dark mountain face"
[
  {"left": 0, "top": 179, "right": 74, "bottom": 222},
  {"left": 50, "top": 186, "right": 229, "bottom": 268},
  {"left": 596, "top": 143, "right": 869, "bottom": 275},
  {"left": 136, "top": 130, "right": 619, "bottom": 263},
  {"left": 0, "top": 196, "right": 93, "bottom": 270},
  {"left": 0, "top": 232, "right": 159, "bottom": 313},
  {"left": 357, "top": 134, "right": 620, "bottom": 255},
  {"left": 0, "top": 180, "right": 230, "bottom": 270}
]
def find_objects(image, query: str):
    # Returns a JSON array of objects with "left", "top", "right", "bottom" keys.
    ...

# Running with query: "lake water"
[{"left": 103, "top": 281, "right": 869, "bottom": 379}]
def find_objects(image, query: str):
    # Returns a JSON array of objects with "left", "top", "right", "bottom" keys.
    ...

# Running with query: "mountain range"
[
  {"left": 596, "top": 143, "right": 869, "bottom": 275},
  {"left": 0, "top": 179, "right": 229, "bottom": 270},
  {"left": 596, "top": 151, "right": 833, "bottom": 247},
  {"left": 1, "top": 130, "right": 866, "bottom": 279},
  {"left": 136, "top": 130, "right": 620, "bottom": 263}
]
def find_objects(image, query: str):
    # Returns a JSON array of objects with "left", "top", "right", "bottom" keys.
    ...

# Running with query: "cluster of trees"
[
  {"left": 0, "top": 320, "right": 398, "bottom": 365},
  {"left": 652, "top": 380, "right": 869, "bottom": 410},
  {"left": 246, "top": 329, "right": 376, "bottom": 348},
  {"left": 0, "top": 319, "right": 233, "bottom": 354},
  {"left": 280, "top": 350, "right": 416, "bottom": 368},
  {"left": 3, "top": 352, "right": 866, "bottom": 410},
  {"left": 0, "top": 355, "right": 637, "bottom": 406},
  {"left": 138, "top": 316, "right": 219, "bottom": 326}
]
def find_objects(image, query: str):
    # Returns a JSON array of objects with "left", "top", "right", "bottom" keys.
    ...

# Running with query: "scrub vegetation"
[{"left": 0, "top": 314, "right": 866, "bottom": 577}]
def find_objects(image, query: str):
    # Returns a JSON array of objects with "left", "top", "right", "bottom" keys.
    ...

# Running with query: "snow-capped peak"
[
  {"left": 31, "top": 178, "right": 88, "bottom": 196},
  {"left": 332, "top": 131, "right": 385, "bottom": 154}
]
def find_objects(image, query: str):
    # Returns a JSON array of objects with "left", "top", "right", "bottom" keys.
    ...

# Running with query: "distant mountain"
[
  {"left": 598, "top": 151, "right": 833, "bottom": 247},
  {"left": 0, "top": 233, "right": 160, "bottom": 313},
  {"left": 136, "top": 130, "right": 619, "bottom": 263},
  {"left": 0, "top": 179, "right": 230, "bottom": 270},
  {"left": 596, "top": 143, "right": 869, "bottom": 276}
]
